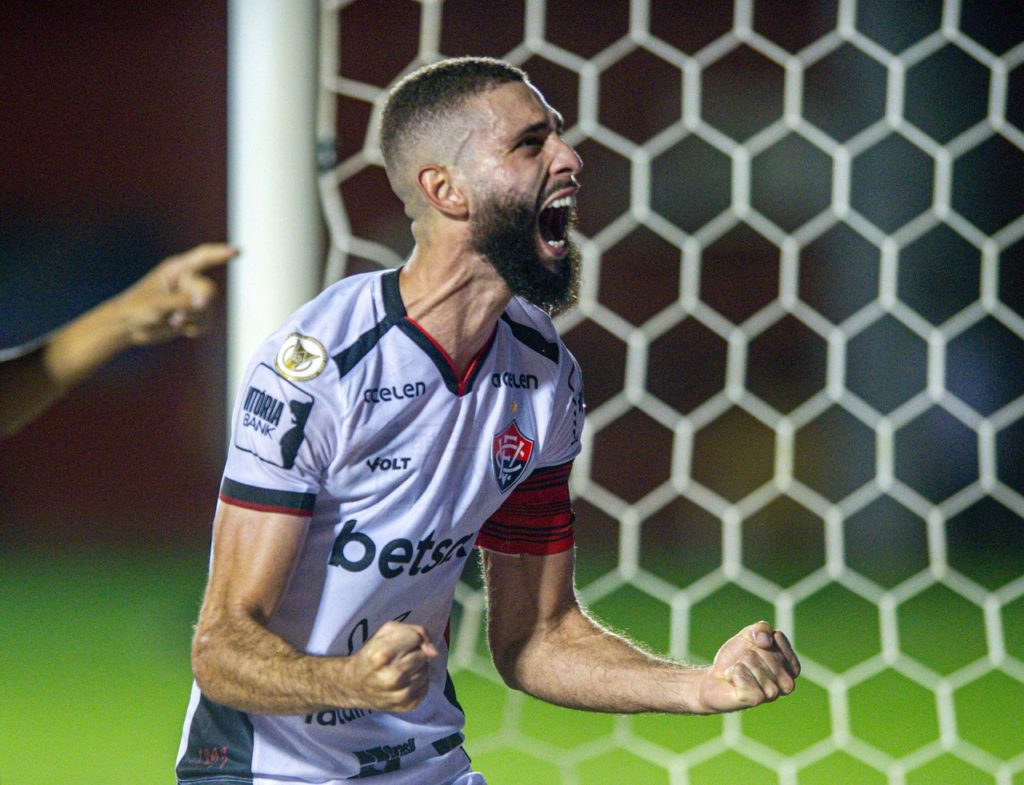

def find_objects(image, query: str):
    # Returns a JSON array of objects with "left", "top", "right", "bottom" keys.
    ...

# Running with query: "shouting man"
[{"left": 176, "top": 57, "right": 799, "bottom": 785}]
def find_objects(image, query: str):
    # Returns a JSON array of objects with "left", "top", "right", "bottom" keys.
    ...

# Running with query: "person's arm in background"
[{"left": 0, "top": 242, "right": 236, "bottom": 436}]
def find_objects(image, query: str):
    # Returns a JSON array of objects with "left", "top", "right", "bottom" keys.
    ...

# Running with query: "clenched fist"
[
  {"left": 343, "top": 621, "right": 439, "bottom": 713},
  {"left": 698, "top": 621, "right": 801, "bottom": 712}
]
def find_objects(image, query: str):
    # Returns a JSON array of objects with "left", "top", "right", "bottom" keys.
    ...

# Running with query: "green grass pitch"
[{"left": 1, "top": 546, "right": 1017, "bottom": 784}]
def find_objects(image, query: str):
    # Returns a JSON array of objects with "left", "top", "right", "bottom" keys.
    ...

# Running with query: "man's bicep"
[
  {"left": 201, "top": 501, "right": 311, "bottom": 624},
  {"left": 483, "top": 548, "right": 578, "bottom": 636}
]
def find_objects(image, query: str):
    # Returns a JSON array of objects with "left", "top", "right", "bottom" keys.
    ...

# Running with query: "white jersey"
[{"left": 176, "top": 269, "right": 584, "bottom": 784}]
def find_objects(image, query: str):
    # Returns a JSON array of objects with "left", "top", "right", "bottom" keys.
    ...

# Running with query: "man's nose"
[{"left": 551, "top": 136, "right": 582, "bottom": 179}]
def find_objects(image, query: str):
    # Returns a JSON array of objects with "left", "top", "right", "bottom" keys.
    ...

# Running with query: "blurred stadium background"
[{"left": 2, "top": 1, "right": 1023, "bottom": 783}]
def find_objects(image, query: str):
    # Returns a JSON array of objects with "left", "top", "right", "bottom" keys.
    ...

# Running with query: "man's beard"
[{"left": 470, "top": 192, "right": 581, "bottom": 316}]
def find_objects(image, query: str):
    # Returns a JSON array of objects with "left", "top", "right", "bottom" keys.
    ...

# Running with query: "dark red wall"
[{"left": 0, "top": 1, "right": 229, "bottom": 549}]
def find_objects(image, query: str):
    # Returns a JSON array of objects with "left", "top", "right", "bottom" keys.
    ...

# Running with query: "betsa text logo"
[
  {"left": 491, "top": 372, "right": 538, "bottom": 389},
  {"left": 363, "top": 382, "right": 426, "bottom": 404},
  {"left": 329, "top": 520, "right": 474, "bottom": 579}
]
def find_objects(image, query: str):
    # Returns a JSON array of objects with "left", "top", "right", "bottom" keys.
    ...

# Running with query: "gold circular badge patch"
[{"left": 274, "top": 333, "right": 328, "bottom": 381}]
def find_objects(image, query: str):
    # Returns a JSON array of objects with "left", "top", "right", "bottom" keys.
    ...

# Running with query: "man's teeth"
[{"left": 540, "top": 196, "right": 572, "bottom": 250}]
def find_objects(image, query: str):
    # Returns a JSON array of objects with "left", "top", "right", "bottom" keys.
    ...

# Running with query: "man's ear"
[{"left": 416, "top": 165, "right": 469, "bottom": 220}]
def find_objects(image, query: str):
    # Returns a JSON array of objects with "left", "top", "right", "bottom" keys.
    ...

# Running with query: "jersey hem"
[{"left": 219, "top": 494, "right": 315, "bottom": 518}]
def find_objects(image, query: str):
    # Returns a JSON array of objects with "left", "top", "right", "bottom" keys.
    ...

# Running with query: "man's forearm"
[
  {"left": 0, "top": 243, "right": 232, "bottom": 436},
  {"left": 191, "top": 612, "right": 351, "bottom": 715},
  {"left": 43, "top": 296, "right": 136, "bottom": 388},
  {"left": 0, "top": 298, "right": 134, "bottom": 436},
  {"left": 192, "top": 612, "right": 438, "bottom": 716},
  {"left": 495, "top": 606, "right": 711, "bottom": 715}
]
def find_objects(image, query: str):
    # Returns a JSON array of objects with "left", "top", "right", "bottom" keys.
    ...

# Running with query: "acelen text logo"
[
  {"left": 363, "top": 382, "right": 426, "bottom": 404},
  {"left": 490, "top": 372, "right": 538, "bottom": 389},
  {"left": 492, "top": 419, "right": 534, "bottom": 493}
]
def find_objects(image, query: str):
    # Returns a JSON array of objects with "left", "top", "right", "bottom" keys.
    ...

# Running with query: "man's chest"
[{"left": 324, "top": 374, "right": 547, "bottom": 512}]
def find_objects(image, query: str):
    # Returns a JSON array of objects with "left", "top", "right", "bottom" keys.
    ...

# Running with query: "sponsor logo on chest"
[
  {"left": 366, "top": 455, "right": 412, "bottom": 472},
  {"left": 490, "top": 372, "right": 538, "bottom": 389},
  {"left": 328, "top": 519, "right": 475, "bottom": 579},
  {"left": 363, "top": 382, "right": 426, "bottom": 404}
]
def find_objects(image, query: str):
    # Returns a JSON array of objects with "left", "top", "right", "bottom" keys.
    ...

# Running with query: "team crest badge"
[
  {"left": 492, "top": 419, "right": 534, "bottom": 493},
  {"left": 275, "top": 333, "right": 327, "bottom": 381}
]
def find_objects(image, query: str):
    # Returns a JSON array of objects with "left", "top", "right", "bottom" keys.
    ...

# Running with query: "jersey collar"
[{"left": 382, "top": 269, "right": 497, "bottom": 397}]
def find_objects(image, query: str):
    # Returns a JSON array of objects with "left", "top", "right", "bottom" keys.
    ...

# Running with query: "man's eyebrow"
[
  {"left": 512, "top": 120, "right": 552, "bottom": 140},
  {"left": 511, "top": 114, "right": 565, "bottom": 142}
]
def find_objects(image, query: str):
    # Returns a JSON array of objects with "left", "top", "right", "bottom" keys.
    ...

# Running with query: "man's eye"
[{"left": 518, "top": 136, "right": 543, "bottom": 149}]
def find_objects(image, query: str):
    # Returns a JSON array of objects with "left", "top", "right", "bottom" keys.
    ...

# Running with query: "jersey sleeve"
[
  {"left": 539, "top": 343, "right": 586, "bottom": 469},
  {"left": 476, "top": 461, "right": 575, "bottom": 555},
  {"left": 218, "top": 333, "right": 337, "bottom": 517}
]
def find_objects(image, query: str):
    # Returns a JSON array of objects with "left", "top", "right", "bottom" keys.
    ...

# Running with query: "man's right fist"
[{"left": 344, "top": 621, "right": 439, "bottom": 712}]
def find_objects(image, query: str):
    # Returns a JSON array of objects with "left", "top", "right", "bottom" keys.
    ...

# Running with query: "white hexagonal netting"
[{"left": 316, "top": 1, "right": 1024, "bottom": 782}]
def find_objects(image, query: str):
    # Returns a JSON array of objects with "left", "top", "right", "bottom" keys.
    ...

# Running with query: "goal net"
[{"left": 316, "top": 1, "right": 1024, "bottom": 782}]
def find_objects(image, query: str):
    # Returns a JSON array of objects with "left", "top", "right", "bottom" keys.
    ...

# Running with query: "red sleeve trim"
[
  {"left": 477, "top": 461, "right": 575, "bottom": 556},
  {"left": 218, "top": 478, "right": 316, "bottom": 517},
  {"left": 218, "top": 494, "right": 315, "bottom": 518}
]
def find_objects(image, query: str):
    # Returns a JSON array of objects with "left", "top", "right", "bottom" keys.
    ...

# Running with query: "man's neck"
[{"left": 397, "top": 242, "right": 512, "bottom": 378}]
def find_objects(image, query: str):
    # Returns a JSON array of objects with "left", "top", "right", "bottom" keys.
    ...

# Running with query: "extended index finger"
[{"left": 177, "top": 242, "right": 239, "bottom": 273}]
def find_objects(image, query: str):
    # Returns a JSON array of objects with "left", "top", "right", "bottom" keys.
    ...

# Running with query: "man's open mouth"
[{"left": 538, "top": 195, "right": 574, "bottom": 254}]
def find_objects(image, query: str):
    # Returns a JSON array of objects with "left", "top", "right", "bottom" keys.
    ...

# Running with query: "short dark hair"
[{"left": 380, "top": 56, "right": 528, "bottom": 176}]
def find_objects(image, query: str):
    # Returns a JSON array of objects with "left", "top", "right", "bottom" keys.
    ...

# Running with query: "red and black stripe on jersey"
[
  {"left": 477, "top": 461, "right": 574, "bottom": 556},
  {"left": 219, "top": 477, "right": 317, "bottom": 517}
]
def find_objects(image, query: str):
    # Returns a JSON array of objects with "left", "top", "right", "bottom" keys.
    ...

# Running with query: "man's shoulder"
[
  {"left": 276, "top": 269, "right": 391, "bottom": 352},
  {"left": 504, "top": 298, "right": 574, "bottom": 368},
  {"left": 242, "top": 269, "right": 392, "bottom": 390}
]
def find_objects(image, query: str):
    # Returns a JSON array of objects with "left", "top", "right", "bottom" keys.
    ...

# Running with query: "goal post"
[{"left": 226, "top": 0, "right": 322, "bottom": 409}]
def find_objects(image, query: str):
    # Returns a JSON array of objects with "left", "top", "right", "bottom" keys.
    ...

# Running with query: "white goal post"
[{"left": 226, "top": 0, "right": 323, "bottom": 409}]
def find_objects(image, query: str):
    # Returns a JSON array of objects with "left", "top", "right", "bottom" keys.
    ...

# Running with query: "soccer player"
[
  {"left": 176, "top": 58, "right": 800, "bottom": 785},
  {"left": 0, "top": 242, "right": 236, "bottom": 436}
]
